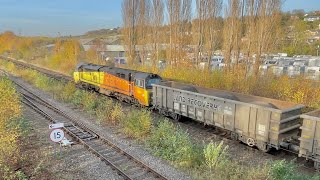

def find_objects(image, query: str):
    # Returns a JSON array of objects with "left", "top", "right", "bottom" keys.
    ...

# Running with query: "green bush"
[
  {"left": 59, "top": 82, "right": 76, "bottom": 102},
  {"left": 71, "top": 90, "right": 85, "bottom": 107},
  {"left": 121, "top": 109, "right": 151, "bottom": 138},
  {"left": 81, "top": 92, "right": 98, "bottom": 113},
  {"left": 7, "top": 117, "right": 30, "bottom": 137},
  {"left": 147, "top": 120, "right": 201, "bottom": 167},
  {"left": 110, "top": 103, "right": 123, "bottom": 124},
  {"left": 268, "top": 160, "right": 320, "bottom": 180},
  {"left": 203, "top": 141, "right": 228, "bottom": 170},
  {"left": 34, "top": 74, "right": 52, "bottom": 91},
  {"left": 95, "top": 97, "right": 114, "bottom": 124}
]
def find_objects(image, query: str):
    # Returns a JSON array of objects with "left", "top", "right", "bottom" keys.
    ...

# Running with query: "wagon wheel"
[
  {"left": 171, "top": 113, "right": 181, "bottom": 121},
  {"left": 246, "top": 138, "right": 255, "bottom": 147},
  {"left": 159, "top": 109, "right": 167, "bottom": 116}
]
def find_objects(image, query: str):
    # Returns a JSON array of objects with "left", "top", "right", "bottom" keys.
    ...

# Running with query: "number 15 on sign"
[{"left": 50, "top": 129, "right": 64, "bottom": 142}]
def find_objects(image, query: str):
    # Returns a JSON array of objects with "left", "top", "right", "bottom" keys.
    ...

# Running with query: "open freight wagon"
[
  {"left": 299, "top": 110, "right": 320, "bottom": 169},
  {"left": 152, "top": 81, "right": 304, "bottom": 152}
]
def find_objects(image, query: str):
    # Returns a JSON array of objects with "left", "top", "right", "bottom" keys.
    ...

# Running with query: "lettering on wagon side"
[{"left": 173, "top": 94, "right": 224, "bottom": 113}]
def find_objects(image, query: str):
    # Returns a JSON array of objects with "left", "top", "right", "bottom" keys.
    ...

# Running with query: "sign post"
[
  {"left": 49, "top": 123, "right": 64, "bottom": 130},
  {"left": 49, "top": 125, "right": 65, "bottom": 159}
]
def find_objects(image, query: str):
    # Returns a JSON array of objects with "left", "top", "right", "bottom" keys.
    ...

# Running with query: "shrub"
[
  {"left": 121, "top": 109, "right": 151, "bottom": 138},
  {"left": 71, "top": 90, "right": 85, "bottom": 107},
  {"left": 147, "top": 120, "right": 200, "bottom": 167},
  {"left": 203, "top": 141, "right": 228, "bottom": 170},
  {"left": 61, "top": 82, "right": 76, "bottom": 101},
  {"left": 95, "top": 97, "right": 114, "bottom": 124},
  {"left": 268, "top": 160, "right": 320, "bottom": 180},
  {"left": 34, "top": 74, "right": 52, "bottom": 91},
  {"left": 81, "top": 92, "right": 98, "bottom": 113},
  {"left": 110, "top": 103, "right": 124, "bottom": 124},
  {"left": 0, "top": 77, "right": 23, "bottom": 178}
]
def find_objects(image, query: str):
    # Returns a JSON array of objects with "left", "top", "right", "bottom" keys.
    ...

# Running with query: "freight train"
[{"left": 74, "top": 62, "right": 320, "bottom": 170}]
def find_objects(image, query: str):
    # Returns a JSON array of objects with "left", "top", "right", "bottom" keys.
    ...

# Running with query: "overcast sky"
[{"left": 0, "top": 0, "right": 319, "bottom": 36}]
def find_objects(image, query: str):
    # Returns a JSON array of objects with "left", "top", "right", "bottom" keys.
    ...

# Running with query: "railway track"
[
  {"left": 5, "top": 73, "right": 167, "bottom": 180},
  {"left": 0, "top": 56, "right": 73, "bottom": 82}
]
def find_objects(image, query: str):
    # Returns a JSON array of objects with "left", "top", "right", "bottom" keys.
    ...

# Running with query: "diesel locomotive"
[{"left": 73, "top": 63, "right": 161, "bottom": 106}]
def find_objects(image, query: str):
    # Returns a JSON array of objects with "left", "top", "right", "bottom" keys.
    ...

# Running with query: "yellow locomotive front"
[{"left": 133, "top": 73, "right": 161, "bottom": 106}]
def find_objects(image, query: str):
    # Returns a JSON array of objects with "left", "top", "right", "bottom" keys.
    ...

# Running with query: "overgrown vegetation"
[
  {"left": 120, "top": 109, "right": 151, "bottom": 138},
  {"left": 147, "top": 120, "right": 203, "bottom": 167},
  {"left": 0, "top": 77, "right": 29, "bottom": 179}
]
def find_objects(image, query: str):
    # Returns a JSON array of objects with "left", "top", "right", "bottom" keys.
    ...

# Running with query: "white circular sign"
[{"left": 50, "top": 129, "right": 65, "bottom": 142}]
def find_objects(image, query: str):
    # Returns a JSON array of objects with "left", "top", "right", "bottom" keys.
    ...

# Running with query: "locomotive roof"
[
  {"left": 135, "top": 72, "right": 161, "bottom": 79},
  {"left": 81, "top": 63, "right": 103, "bottom": 71},
  {"left": 78, "top": 63, "right": 160, "bottom": 79}
]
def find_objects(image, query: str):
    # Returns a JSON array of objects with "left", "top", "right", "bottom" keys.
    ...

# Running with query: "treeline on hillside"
[
  {"left": 0, "top": 32, "right": 96, "bottom": 74},
  {"left": 122, "top": 0, "right": 282, "bottom": 73},
  {"left": 83, "top": 28, "right": 120, "bottom": 38},
  {"left": 0, "top": 31, "right": 54, "bottom": 60}
]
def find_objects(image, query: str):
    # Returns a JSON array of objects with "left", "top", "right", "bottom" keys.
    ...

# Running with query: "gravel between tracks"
[{"left": 13, "top": 76, "right": 191, "bottom": 180}]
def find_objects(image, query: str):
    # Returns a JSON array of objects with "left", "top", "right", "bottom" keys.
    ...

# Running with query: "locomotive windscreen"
[{"left": 146, "top": 78, "right": 161, "bottom": 89}]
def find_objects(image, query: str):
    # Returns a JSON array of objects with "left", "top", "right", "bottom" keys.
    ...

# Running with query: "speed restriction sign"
[{"left": 50, "top": 129, "right": 65, "bottom": 142}]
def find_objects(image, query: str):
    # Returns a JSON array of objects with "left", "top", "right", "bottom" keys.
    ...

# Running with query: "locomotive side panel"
[{"left": 102, "top": 73, "right": 131, "bottom": 96}]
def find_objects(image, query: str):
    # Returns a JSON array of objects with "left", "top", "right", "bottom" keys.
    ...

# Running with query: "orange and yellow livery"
[{"left": 73, "top": 63, "right": 161, "bottom": 106}]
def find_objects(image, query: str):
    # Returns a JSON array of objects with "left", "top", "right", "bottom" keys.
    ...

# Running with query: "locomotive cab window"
[
  {"left": 135, "top": 79, "right": 145, "bottom": 88},
  {"left": 146, "top": 78, "right": 161, "bottom": 89}
]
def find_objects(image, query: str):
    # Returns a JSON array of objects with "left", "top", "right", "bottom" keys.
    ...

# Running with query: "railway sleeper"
[
  {"left": 120, "top": 162, "right": 137, "bottom": 171},
  {"left": 110, "top": 156, "right": 127, "bottom": 163},
  {"left": 91, "top": 144, "right": 107, "bottom": 150},
  {"left": 98, "top": 148, "right": 114, "bottom": 154},
  {"left": 94, "top": 146, "right": 110, "bottom": 152},
  {"left": 130, "top": 170, "right": 148, "bottom": 180},
  {"left": 103, "top": 151, "right": 118, "bottom": 157},
  {"left": 113, "top": 157, "right": 128, "bottom": 165},
  {"left": 81, "top": 136, "right": 96, "bottom": 141},
  {"left": 125, "top": 166, "right": 143, "bottom": 175},
  {"left": 78, "top": 134, "right": 94, "bottom": 140}
]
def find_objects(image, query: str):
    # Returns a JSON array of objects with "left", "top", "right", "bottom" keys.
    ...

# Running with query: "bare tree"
[
  {"left": 137, "top": 0, "right": 151, "bottom": 65},
  {"left": 150, "top": 0, "right": 164, "bottom": 68},
  {"left": 222, "top": 0, "right": 243, "bottom": 69},
  {"left": 193, "top": 0, "right": 223, "bottom": 68},
  {"left": 193, "top": 0, "right": 207, "bottom": 66},
  {"left": 242, "top": 0, "right": 259, "bottom": 73},
  {"left": 122, "top": 0, "right": 139, "bottom": 66},
  {"left": 166, "top": 0, "right": 192, "bottom": 66},
  {"left": 205, "top": 0, "right": 223, "bottom": 69},
  {"left": 254, "top": 0, "right": 282, "bottom": 74}
]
